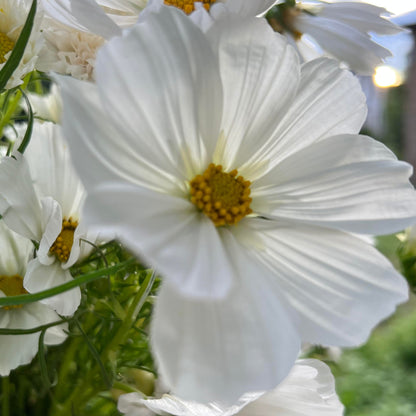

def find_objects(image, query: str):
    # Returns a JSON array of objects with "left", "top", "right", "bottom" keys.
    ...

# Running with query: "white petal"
[
  {"left": 37, "top": 197, "right": 62, "bottom": 266},
  {"left": 0, "top": 153, "right": 44, "bottom": 241},
  {"left": 0, "top": 221, "right": 33, "bottom": 277},
  {"left": 239, "top": 219, "right": 408, "bottom": 346},
  {"left": 24, "top": 122, "right": 86, "bottom": 218},
  {"left": 238, "top": 359, "right": 343, "bottom": 416},
  {"left": 253, "top": 134, "right": 416, "bottom": 235},
  {"left": 318, "top": 3, "right": 402, "bottom": 35},
  {"left": 205, "top": 18, "right": 300, "bottom": 175},
  {"left": 0, "top": 302, "right": 64, "bottom": 376},
  {"left": 242, "top": 58, "right": 366, "bottom": 180},
  {"left": 42, "top": 0, "right": 121, "bottom": 39},
  {"left": 295, "top": 15, "right": 391, "bottom": 75},
  {"left": 24, "top": 260, "right": 81, "bottom": 316},
  {"left": 94, "top": 6, "right": 223, "bottom": 182},
  {"left": 218, "top": 0, "right": 276, "bottom": 17},
  {"left": 83, "top": 182, "right": 235, "bottom": 299},
  {"left": 151, "top": 232, "right": 300, "bottom": 403}
]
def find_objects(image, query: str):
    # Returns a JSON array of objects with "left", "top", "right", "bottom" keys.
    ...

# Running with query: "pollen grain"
[
  {"left": 190, "top": 163, "right": 252, "bottom": 227},
  {"left": 0, "top": 275, "right": 27, "bottom": 310},
  {"left": 0, "top": 32, "right": 14, "bottom": 64},
  {"left": 49, "top": 217, "right": 78, "bottom": 263},
  {"left": 164, "top": 0, "right": 216, "bottom": 14}
]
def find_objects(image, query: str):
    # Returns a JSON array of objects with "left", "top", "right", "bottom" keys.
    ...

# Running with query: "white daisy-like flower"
[
  {"left": 267, "top": 0, "right": 403, "bottom": 75},
  {"left": 0, "top": 121, "right": 96, "bottom": 316},
  {"left": 58, "top": 8, "right": 416, "bottom": 402},
  {"left": 36, "top": 17, "right": 105, "bottom": 81},
  {"left": 0, "top": 221, "right": 67, "bottom": 376},
  {"left": 0, "top": 0, "right": 44, "bottom": 89},
  {"left": 118, "top": 359, "right": 343, "bottom": 416}
]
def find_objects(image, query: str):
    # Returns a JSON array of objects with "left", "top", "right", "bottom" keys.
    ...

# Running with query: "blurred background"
[{"left": 323, "top": 2, "right": 416, "bottom": 414}]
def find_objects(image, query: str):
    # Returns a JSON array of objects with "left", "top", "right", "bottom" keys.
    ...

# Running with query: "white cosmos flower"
[
  {"left": 0, "top": 121, "right": 96, "bottom": 316},
  {"left": 58, "top": 8, "right": 416, "bottom": 402},
  {"left": 0, "top": 221, "right": 67, "bottom": 376},
  {"left": 118, "top": 359, "right": 343, "bottom": 416},
  {"left": 268, "top": 1, "right": 403, "bottom": 75},
  {"left": 0, "top": 0, "right": 44, "bottom": 89}
]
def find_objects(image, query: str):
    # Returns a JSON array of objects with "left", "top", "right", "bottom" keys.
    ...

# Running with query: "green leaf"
[
  {"left": 17, "top": 88, "right": 33, "bottom": 154},
  {"left": 0, "top": 0, "right": 37, "bottom": 91}
]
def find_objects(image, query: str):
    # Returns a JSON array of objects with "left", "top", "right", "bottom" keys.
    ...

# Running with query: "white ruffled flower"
[
  {"left": 0, "top": 121, "right": 97, "bottom": 316},
  {"left": 0, "top": 0, "right": 44, "bottom": 89},
  {"left": 58, "top": 8, "right": 416, "bottom": 402},
  {"left": 0, "top": 221, "right": 67, "bottom": 376},
  {"left": 118, "top": 359, "right": 343, "bottom": 416},
  {"left": 268, "top": 1, "right": 403, "bottom": 75},
  {"left": 37, "top": 17, "right": 105, "bottom": 81}
]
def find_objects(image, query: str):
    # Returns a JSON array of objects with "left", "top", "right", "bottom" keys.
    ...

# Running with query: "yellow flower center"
[
  {"left": 0, "top": 32, "right": 14, "bottom": 64},
  {"left": 49, "top": 217, "right": 78, "bottom": 263},
  {"left": 164, "top": 0, "right": 216, "bottom": 14},
  {"left": 190, "top": 163, "right": 252, "bottom": 227},
  {"left": 0, "top": 275, "right": 27, "bottom": 310}
]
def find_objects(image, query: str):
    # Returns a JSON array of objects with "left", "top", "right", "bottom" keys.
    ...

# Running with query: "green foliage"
[{"left": 331, "top": 302, "right": 416, "bottom": 415}]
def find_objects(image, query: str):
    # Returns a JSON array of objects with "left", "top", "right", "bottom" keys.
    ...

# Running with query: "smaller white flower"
[
  {"left": 0, "top": 0, "right": 44, "bottom": 89},
  {"left": 118, "top": 359, "right": 343, "bottom": 416},
  {"left": 0, "top": 221, "right": 67, "bottom": 376},
  {"left": 37, "top": 18, "right": 105, "bottom": 81},
  {"left": 269, "top": 1, "right": 403, "bottom": 75},
  {"left": 0, "top": 121, "right": 97, "bottom": 316}
]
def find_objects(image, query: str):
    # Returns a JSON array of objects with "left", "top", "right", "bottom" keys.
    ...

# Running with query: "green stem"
[
  {"left": 0, "top": 258, "right": 137, "bottom": 307},
  {"left": 2, "top": 377, "right": 10, "bottom": 416},
  {"left": 113, "top": 381, "right": 144, "bottom": 395},
  {"left": 56, "top": 270, "right": 155, "bottom": 416}
]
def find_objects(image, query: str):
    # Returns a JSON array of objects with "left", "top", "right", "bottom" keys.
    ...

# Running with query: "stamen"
[
  {"left": 0, "top": 275, "right": 27, "bottom": 310},
  {"left": 49, "top": 217, "right": 78, "bottom": 263},
  {"left": 190, "top": 163, "right": 252, "bottom": 227},
  {"left": 0, "top": 32, "right": 14, "bottom": 64},
  {"left": 164, "top": 0, "right": 216, "bottom": 14}
]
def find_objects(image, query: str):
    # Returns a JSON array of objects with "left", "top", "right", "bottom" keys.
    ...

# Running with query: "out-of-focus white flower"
[
  {"left": 58, "top": 7, "right": 416, "bottom": 402},
  {"left": 118, "top": 359, "right": 343, "bottom": 416},
  {"left": 0, "top": 221, "right": 67, "bottom": 376},
  {"left": 268, "top": 1, "right": 403, "bottom": 75},
  {"left": 0, "top": 122, "right": 97, "bottom": 316},
  {"left": 0, "top": 0, "right": 44, "bottom": 89},
  {"left": 26, "top": 84, "right": 63, "bottom": 123},
  {"left": 37, "top": 17, "right": 105, "bottom": 81}
]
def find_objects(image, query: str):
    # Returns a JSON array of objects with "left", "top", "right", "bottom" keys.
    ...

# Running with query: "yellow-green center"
[
  {"left": 49, "top": 217, "right": 78, "bottom": 263},
  {"left": 0, "top": 32, "right": 14, "bottom": 64},
  {"left": 190, "top": 163, "right": 252, "bottom": 227},
  {"left": 164, "top": 0, "right": 216, "bottom": 14},
  {"left": 0, "top": 275, "right": 27, "bottom": 310}
]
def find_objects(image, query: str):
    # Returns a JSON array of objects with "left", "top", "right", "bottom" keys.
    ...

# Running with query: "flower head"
[
  {"left": 0, "top": 121, "right": 97, "bottom": 316},
  {"left": 268, "top": 0, "right": 403, "bottom": 74},
  {"left": 58, "top": 7, "right": 416, "bottom": 402},
  {"left": 0, "top": 0, "right": 44, "bottom": 89},
  {"left": 0, "top": 221, "right": 67, "bottom": 376},
  {"left": 118, "top": 359, "right": 343, "bottom": 416}
]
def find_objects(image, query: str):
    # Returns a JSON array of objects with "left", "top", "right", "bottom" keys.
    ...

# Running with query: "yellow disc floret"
[
  {"left": 0, "top": 275, "right": 27, "bottom": 310},
  {"left": 190, "top": 163, "right": 252, "bottom": 227},
  {"left": 0, "top": 32, "right": 14, "bottom": 64},
  {"left": 49, "top": 217, "right": 78, "bottom": 263},
  {"left": 164, "top": 0, "right": 216, "bottom": 14}
]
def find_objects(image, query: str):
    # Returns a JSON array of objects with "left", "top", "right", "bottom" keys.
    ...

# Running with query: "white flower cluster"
[{"left": 0, "top": 0, "right": 414, "bottom": 415}]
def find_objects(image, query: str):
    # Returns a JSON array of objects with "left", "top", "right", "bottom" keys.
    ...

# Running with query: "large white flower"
[
  {"left": 118, "top": 359, "right": 343, "bottom": 416},
  {"left": 0, "top": 121, "right": 96, "bottom": 316},
  {"left": 267, "top": 0, "right": 403, "bottom": 75},
  {"left": 0, "top": 0, "right": 44, "bottom": 89},
  {"left": 58, "top": 7, "right": 416, "bottom": 402},
  {"left": 0, "top": 221, "right": 67, "bottom": 376}
]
